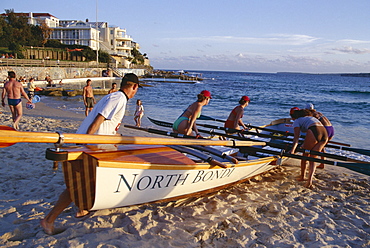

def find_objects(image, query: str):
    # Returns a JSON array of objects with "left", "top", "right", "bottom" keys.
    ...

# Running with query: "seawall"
[{"left": 0, "top": 66, "right": 147, "bottom": 81}]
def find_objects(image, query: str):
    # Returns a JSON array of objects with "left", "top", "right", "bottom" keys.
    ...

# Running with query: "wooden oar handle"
[
  {"left": 208, "top": 159, "right": 227, "bottom": 168},
  {"left": 0, "top": 125, "right": 265, "bottom": 147}
]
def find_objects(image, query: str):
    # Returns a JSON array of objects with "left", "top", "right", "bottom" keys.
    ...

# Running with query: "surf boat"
[
  {"left": 46, "top": 144, "right": 280, "bottom": 211},
  {"left": 0, "top": 126, "right": 279, "bottom": 211}
]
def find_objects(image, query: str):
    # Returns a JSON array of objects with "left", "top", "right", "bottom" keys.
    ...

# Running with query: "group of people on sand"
[
  {"left": 1, "top": 71, "right": 329, "bottom": 234},
  {"left": 171, "top": 89, "right": 335, "bottom": 189}
]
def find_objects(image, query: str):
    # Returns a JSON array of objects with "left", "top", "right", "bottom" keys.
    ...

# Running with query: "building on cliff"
[{"left": 1, "top": 12, "right": 149, "bottom": 68}]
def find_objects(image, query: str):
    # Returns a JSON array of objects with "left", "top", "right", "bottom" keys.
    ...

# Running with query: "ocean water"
[{"left": 40, "top": 71, "right": 370, "bottom": 148}]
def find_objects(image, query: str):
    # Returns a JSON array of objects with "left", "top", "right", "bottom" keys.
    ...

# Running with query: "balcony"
[
  {"left": 116, "top": 45, "right": 132, "bottom": 50},
  {"left": 115, "top": 34, "right": 132, "bottom": 41}
]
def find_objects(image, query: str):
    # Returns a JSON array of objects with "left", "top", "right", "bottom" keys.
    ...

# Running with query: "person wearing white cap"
[{"left": 305, "top": 103, "right": 314, "bottom": 110}]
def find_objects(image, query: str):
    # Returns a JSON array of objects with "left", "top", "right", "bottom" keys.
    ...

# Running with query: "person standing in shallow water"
[
  {"left": 108, "top": 82, "right": 117, "bottom": 94},
  {"left": 27, "top": 77, "right": 36, "bottom": 101},
  {"left": 172, "top": 90, "right": 212, "bottom": 137},
  {"left": 83, "top": 79, "right": 96, "bottom": 116},
  {"left": 134, "top": 99, "right": 144, "bottom": 127},
  {"left": 40, "top": 73, "right": 141, "bottom": 235},
  {"left": 1, "top": 71, "right": 32, "bottom": 130}
]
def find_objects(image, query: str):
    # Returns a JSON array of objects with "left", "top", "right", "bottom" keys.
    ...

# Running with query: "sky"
[{"left": 3, "top": 0, "right": 370, "bottom": 73}]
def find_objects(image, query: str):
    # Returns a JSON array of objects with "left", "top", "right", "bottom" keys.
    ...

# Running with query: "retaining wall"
[{"left": 0, "top": 67, "right": 146, "bottom": 81}]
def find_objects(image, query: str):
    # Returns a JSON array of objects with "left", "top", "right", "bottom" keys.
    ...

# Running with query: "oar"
[
  {"left": 199, "top": 115, "right": 351, "bottom": 147},
  {"left": 240, "top": 146, "right": 370, "bottom": 176},
  {"left": 265, "top": 141, "right": 368, "bottom": 164},
  {"left": 198, "top": 115, "right": 225, "bottom": 123},
  {"left": 193, "top": 126, "right": 369, "bottom": 164},
  {"left": 187, "top": 145, "right": 239, "bottom": 164},
  {"left": 167, "top": 145, "right": 228, "bottom": 168},
  {"left": 0, "top": 125, "right": 266, "bottom": 148},
  {"left": 148, "top": 117, "right": 173, "bottom": 128},
  {"left": 147, "top": 118, "right": 369, "bottom": 163},
  {"left": 124, "top": 125, "right": 238, "bottom": 164},
  {"left": 124, "top": 124, "right": 203, "bottom": 139},
  {"left": 149, "top": 117, "right": 297, "bottom": 142}
]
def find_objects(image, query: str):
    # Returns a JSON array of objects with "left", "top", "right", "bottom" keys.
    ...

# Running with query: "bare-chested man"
[
  {"left": 82, "top": 79, "right": 96, "bottom": 116},
  {"left": 1, "top": 71, "right": 32, "bottom": 130}
]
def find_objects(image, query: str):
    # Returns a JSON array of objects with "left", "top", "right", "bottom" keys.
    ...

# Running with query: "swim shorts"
[
  {"left": 86, "top": 97, "right": 94, "bottom": 108},
  {"left": 8, "top": 98, "right": 21, "bottom": 106}
]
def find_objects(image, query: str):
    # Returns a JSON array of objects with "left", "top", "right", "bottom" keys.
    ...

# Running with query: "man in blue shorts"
[{"left": 1, "top": 71, "right": 32, "bottom": 130}]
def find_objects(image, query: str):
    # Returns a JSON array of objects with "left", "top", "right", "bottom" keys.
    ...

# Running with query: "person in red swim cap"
[{"left": 172, "top": 90, "right": 212, "bottom": 137}]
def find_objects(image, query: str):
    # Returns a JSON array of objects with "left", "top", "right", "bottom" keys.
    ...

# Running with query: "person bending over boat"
[
  {"left": 224, "top": 96, "right": 250, "bottom": 134},
  {"left": 288, "top": 107, "right": 328, "bottom": 189},
  {"left": 305, "top": 103, "right": 334, "bottom": 169},
  {"left": 40, "top": 73, "right": 141, "bottom": 235},
  {"left": 172, "top": 90, "right": 212, "bottom": 137}
]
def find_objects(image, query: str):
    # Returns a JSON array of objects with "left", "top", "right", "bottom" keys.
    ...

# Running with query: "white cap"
[{"left": 305, "top": 103, "right": 314, "bottom": 110}]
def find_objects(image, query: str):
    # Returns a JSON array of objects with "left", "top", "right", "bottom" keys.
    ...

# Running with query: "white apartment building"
[
  {"left": 50, "top": 20, "right": 102, "bottom": 51},
  {"left": 95, "top": 24, "right": 133, "bottom": 67},
  {"left": 4, "top": 12, "right": 140, "bottom": 67},
  {"left": 25, "top": 12, "right": 60, "bottom": 28}
]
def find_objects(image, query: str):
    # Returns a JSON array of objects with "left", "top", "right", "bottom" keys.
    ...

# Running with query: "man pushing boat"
[{"left": 40, "top": 73, "right": 141, "bottom": 235}]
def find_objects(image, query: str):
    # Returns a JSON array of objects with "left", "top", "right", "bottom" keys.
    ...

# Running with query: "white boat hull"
[
  {"left": 58, "top": 145, "right": 278, "bottom": 210},
  {"left": 92, "top": 159, "right": 275, "bottom": 210}
]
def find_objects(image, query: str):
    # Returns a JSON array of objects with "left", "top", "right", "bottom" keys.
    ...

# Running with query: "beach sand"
[{"left": 0, "top": 101, "right": 369, "bottom": 247}]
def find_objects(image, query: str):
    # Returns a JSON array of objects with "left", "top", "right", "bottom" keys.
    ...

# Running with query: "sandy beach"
[{"left": 0, "top": 101, "right": 369, "bottom": 247}]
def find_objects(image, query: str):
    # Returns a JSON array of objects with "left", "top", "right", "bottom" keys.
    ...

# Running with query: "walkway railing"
[{"left": 0, "top": 58, "right": 107, "bottom": 68}]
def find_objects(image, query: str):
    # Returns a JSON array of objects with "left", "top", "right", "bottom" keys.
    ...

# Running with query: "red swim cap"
[
  {"left": 241, "top": 96, "right": 250, "bottom": 102},
  {"left": 201, "top": 90, "right": 212, "bottom": 98},
  {"left": 290, "top": 107, "right": 300, "bottom": 115}
]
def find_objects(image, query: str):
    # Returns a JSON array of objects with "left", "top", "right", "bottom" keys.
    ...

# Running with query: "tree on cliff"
[
  {"left": 0, "top": 9, "right": 44, "bottom": 53},
  {"left": 131, "top": 47, "right": 145, "bottom": 65},
  {"left": 39, "top": 20, "right": 53, "bottom": 46}
]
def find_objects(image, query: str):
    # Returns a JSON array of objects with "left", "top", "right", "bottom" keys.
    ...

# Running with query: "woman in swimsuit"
[
  {"left": 305, "top": 103, "right": 334, "bottom": 169},
  {"left": 173, "top": 90, "right": 212, "bottom": 137},
  {"left": 289, "top": 108, "right": 328, "bottom": 189},
  {"left": 224, "top": 96, "right": 250, "bottom": 134}
]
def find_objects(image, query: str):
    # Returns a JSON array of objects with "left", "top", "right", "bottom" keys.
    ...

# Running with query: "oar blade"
[
  {"left": 147, "top": 117, "right": 173, "bottom": 128},
  {"left": 199, "top": 115, "right": 225, "bottom": 123},
  {"left": 336, "top": 162, "right": 370, "bottom": 176},
  {"left": 343, "top": 147, "right": 370, "bottom": 156}
]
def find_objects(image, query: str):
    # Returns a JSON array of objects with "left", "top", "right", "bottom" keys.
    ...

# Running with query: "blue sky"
[{"left": 3, "top": 0, "right": 370, "bottom": 73}]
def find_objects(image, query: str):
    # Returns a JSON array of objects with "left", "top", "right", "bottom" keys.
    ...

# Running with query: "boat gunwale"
[{"left": 96, "top": 156, "right": 277, "bottom": 170}]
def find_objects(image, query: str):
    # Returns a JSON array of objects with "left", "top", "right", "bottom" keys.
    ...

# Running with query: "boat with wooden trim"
[
  {"left": 0, "top": 125, "right": 280, "bottom": 210},
  {"left": 46, "top": 144, "right": 280, "bottom": 211}
]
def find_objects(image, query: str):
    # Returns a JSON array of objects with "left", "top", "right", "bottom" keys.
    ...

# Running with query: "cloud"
[
  {"left": 162, "top": 34, "right": 320, "bottom": 46},
  {"left": 151, "top": 51, "right": 370, "bottom": 73},
  {"left": 332, "top": 46, "right": 370, "bottom": 54}
]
